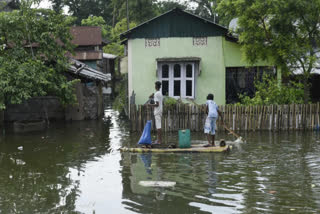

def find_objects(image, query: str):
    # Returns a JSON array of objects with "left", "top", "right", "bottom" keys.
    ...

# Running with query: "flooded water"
[{"left": 0, "top": 98, "right": 320, "bottom": 214}]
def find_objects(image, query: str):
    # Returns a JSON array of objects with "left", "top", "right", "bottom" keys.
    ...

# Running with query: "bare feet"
[{"left": 152, "top": 140, "right": 161, "bottom": 145}]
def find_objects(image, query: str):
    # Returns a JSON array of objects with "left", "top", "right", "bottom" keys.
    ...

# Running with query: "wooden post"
[
  {"left": 310, "top": 104, "right": 313, "bottom": 130},
  {"left": 293, "top": 104, "right": 297, "bottom": 130},
  {"left": 0, "top": 110, "right": 4, "bottom": 128},
  {"left": 316, "top": 103, "right": 320, "bottom": 129},
  {"left": 242, "top": 106, "right": 245, "bottom": 131}
]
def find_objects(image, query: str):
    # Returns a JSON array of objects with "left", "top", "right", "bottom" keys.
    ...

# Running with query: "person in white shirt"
[
  {"left": 204, "top": 93, "right": 223, "bottom": 147},
  {"left": 147, "top": 81, "right": 163, "bottom": 144}
]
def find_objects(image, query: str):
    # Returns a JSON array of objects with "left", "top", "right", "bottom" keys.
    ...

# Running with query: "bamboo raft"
[{"left": 120, "top": 144, "right": 231, "bottom": 153}]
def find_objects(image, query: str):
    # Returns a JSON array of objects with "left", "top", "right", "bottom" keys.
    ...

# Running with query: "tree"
[
  {"left": 191, "top": 0, "right": 218, "bottom": 22},
  {"left": 51, "top": 0, "right": 113, "bottom": 25},
  {"left": 103, "top": 18, "right": 136, "bottom": 57},
  {"left": 218, "top": 0, "right": 320, "bottom": 103},
  {"left": 0, "top": 0, "right": 20, "bottom": 11},
  {"left": 110, "top": 0, "right": 158, "bottom": 26},
  {"left": 156, "top": 0, "right": 188, "bottom": 14},
  {"left": 51, "top": 0, "right": 64, "bottom": 13},
  {"left": 81, "top": 15, "right": 111, "bottom": 39},
  {"left": 0, "top": 0, "right": 78, "bottom": 109}
]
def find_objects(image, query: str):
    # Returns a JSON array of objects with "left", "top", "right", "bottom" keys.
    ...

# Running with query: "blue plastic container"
[
  {"left": 138, "top": 120, "right": 152, "bottom": 145},
  {"left": 178, "top": 129, "right": 191, "bottom": 148}
]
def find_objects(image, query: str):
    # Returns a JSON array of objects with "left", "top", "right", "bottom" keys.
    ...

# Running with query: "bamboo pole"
[{"left": 316, "top": 103, "right": 320, "bottom": 129}]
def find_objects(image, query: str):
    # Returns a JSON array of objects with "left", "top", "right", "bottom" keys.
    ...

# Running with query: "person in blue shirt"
[{"left": 204, "top": 93, "right": 223, "bottom": 147}]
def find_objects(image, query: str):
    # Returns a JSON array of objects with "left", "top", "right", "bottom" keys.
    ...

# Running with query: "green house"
[{"left": 120, "top": 8, "right": 278, "bottom": 105}]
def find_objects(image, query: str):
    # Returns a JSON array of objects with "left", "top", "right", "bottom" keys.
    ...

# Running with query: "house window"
[{"left": 158, "top": 62, "right": 196, "bottom": 98}]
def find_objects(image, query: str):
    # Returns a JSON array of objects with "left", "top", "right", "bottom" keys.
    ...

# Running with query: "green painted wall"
[
  {"left": 222, "top": 39, "right": 274, "bottom": 67},
  {"left": 130, "top": 37, "right": 225, "bottom": 105},
  {"left": 129, "top": 37, "right": 277, "bottom": 106}
]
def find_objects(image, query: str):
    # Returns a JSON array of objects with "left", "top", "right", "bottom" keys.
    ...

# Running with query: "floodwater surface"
[{"left": 0, "top": 99, "right": 320, "bottom": 214}]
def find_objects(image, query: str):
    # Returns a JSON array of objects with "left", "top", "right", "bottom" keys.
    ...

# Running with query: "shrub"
[
  {"left": 239, "top": 74, "right": 304, "bottom": 105},
  {"left": 163, "top": 96, "right": 178, "bottom": 107}
]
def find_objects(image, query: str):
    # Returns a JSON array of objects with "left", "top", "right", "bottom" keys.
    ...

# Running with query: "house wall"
[
  {"left": 4, "top": 84, "right": 104, "bottom": 122},
  {"left": 128, "top": 37, "right": 277, "bottom": 105},
  {"left": 4, "top": 97, "right": 65, "bottom": 122},
  {"left": 120, "top": 57, "right": 128, "bottom": 74},
  {"left": 223, "top": 38, "right": 281, "bottom": 80},
  {"left": 129, "top": 37, "right": 225, "bottom": 105}
]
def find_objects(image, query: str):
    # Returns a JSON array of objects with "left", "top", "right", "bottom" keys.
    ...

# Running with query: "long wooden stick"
[{"left": 223, "top": 124, "right": 241, "bottom": 139}]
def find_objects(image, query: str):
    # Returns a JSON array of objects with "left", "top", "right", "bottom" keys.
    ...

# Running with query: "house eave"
[
  {"left": 68, "top": 58, "right": 111, "bottom": 82},
  {"left": 156, "top": 57, "right": 201, "bottom": 62}
]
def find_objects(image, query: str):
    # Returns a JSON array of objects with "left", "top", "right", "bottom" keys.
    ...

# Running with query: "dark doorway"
[{"left": 226, "top": 67, "right": 276, "bottom": 104}]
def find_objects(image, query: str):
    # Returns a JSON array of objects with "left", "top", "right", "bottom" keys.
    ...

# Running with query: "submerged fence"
[{"left": 130, "top": 103, "right": 320, "bottom": 132}]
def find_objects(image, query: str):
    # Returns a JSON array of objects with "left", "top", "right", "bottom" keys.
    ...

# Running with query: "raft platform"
[{"left": 120, "top": 144, "right": 231, "bottom": 153}]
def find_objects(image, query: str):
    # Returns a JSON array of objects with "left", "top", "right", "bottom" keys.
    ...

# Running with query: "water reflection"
[
  {"left": 120, "top": 131, "right": 320, "bottom": 214},
  {"left": 0, "top": 98, "right": 320, "bottom": 213},
  {"left": 0, "top": 120, "right": 112, "bottom": 213},
  {"left": 0, "top": 97, "right": 120, "bottom": 213},
  {"left": 120, "top": 151, "right": 239, "bottom": 213}
]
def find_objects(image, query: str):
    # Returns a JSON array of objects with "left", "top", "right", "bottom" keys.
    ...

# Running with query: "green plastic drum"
[{"left": 179, "top": 129, "right": 191, "bottom": 148}]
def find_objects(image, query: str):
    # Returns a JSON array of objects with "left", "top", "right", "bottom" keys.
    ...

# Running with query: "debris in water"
[
  {"left": 16, "top": 159, "right": 26, "bottom": 165},
  {"left": 234, "top": 137, "right": 244, "bottom": 143},
  {"left": 18, "top": 146, "right": 23, "bottom": 151},
  {"left": 139, "top": 181, "right": 176, "bottom": 187},
  {"left": 269, "top": 190, "right": 276, "bottom": 194}
]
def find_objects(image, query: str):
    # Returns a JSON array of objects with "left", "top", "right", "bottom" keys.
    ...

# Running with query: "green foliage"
[
  {"left": 0, "top": 1, "right": 78, "bottom": 109},
  {"left": 163, "top": 96, "right": 178, "bottom": 107},
  {"left": 0, "top": 0, "right": 19, "bottom": 11},
  {"left": 110, "top": 0, "right": 158, "bottom": 25},
  {"left": 239, "top": 75, "right": 304, "bottom": 105},
  {"left": 191, "top": 0, "right": 218, "bottom": 21},
  {"left": 103, "top": 18, "right": 136, "bottom": 57},
  {"left": 217, "top": 0, "right": 320, "bottom": 103},
  {"left": 63, "top": 0, "right": 113, "bottom": 25},
  {"left": 81, "top": 16, "right": 111, "bottom": 39},
  {"left": 156, "top": 1, "right": 188, "bottom": 14},
  {"left": 112, "top": 74, "right": 127, "bottom": 112},
  {"left": 51, "top": 0, "right": 64, "bottom": 13}
]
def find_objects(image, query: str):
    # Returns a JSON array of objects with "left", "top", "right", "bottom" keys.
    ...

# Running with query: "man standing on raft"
[
  {"left": 204, "top": 93, "right": 223, "bottom": 147},
  {"left": 148, "top": 81, "right": 163, "bottom": 144}
]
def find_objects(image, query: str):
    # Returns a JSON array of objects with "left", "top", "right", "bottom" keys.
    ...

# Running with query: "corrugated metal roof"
[
  {"left": 71, "top": 26, "right": 102, "bottom": 46},
  {"left": 120, "top": 8, "right": 230, "bottom": 39},
  {"left": 68, "top": 58, "right": 111, "bottom": 82}
]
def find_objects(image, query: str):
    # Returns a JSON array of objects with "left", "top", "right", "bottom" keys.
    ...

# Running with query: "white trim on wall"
[
  {"left": 158, "top": 62, "right": 196, "bottom": 99},
  {"left": 128, "top": 40, "right": 133, "bottom": 104}
]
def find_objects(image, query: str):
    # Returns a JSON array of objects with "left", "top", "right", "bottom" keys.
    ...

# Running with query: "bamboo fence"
[{"left": 130, "top": 103, "right": 320, "bottom": 132}]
